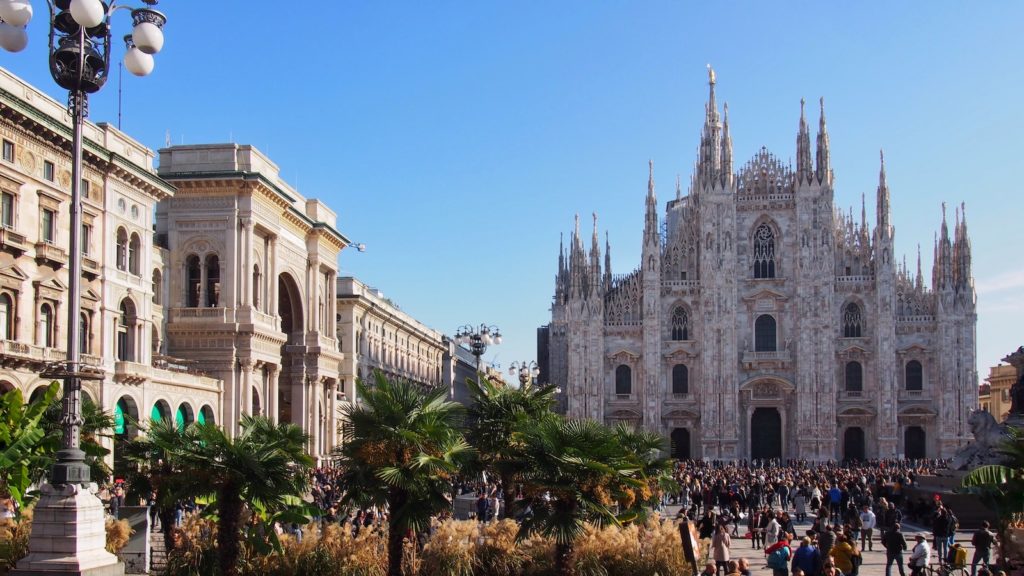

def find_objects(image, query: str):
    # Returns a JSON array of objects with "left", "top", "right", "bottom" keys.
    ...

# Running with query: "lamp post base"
[{"left": 10, "top": 483, "right": 124, "bottom": 576}]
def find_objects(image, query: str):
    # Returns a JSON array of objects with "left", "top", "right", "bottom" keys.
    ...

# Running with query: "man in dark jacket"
[
  {"left": 970, "top": 521, "right": 996, "bottom": 576},
  {"left": 883, "top": 522, "right": 908, "bottom": 576}
]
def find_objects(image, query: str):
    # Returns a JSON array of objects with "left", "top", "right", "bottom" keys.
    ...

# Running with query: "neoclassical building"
[
  {"left": 156, "top": 143, "right": 349, "bottom": 457},
  {"left": 0, "top": 68, "right": 220, "bottom": 474},
  {"left": 540, "top": 71, "right": 978, "bottom": 461}
]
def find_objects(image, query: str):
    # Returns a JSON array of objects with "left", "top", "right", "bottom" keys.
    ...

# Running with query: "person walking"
[
  {"left": 829, "top": 534, "right": 857, "bottom": 576},
  {"left": 909, "top": 534, "right": 932, "bottom": 576},
  {"left": 749, "top": 508, "right": 765, "bottom": 549},
  {"left": 883, "top": 523, "right": 908, "bottom": 576},
  {"left": 970, "top": 521, "right": 997, "bottom": 576},
  {"left": 713, "top": 523, "right": 733, "bottom": 576},
  {"left": 859, "top": 504, "right": 876, "bottom": 551},
  {"left": 766, "top": 512, "right": 782, "bottom": 547}
]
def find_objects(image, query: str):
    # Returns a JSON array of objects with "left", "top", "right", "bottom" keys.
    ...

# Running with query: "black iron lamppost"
[
  {"left": 0, "top": 1, "right": 165, "bottom": 574},
  {"left": 453, "top": 323, "right": 501, "bottom": 374},
  {"left": 508, "top": 360, "right": 539, "bottom": 389}
]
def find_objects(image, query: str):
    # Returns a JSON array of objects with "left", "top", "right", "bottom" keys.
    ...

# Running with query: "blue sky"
[{"left": 4, "top": 1, "right": 1022, "bottom": 383}]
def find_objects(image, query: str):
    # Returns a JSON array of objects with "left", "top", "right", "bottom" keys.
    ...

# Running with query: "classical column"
[
  {"left": 269, "top": 238, "right": 278, "bottom": 317},
  {"left": 267, "top": 365, "right": 280, "bottom": 424},
  {"left": 240, "top": 359, "right": 254, "bottom": 416},
  {"left": 328, "top": 378, "right": 339, "bottom": 451},
  {"left": 240, "top": 218, "right": 253, "bottom": 306},
  {"left": 199, "top": 260, "right": 208, "bottom": 308}
]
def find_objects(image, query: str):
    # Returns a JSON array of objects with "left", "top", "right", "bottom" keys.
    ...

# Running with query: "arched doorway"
[
  {"left": 904, "top": 426, "right": 926, "bottom": 459},
  {"left": 278, "top": 273, "right": 304, "bottom": 425},
  {"left": 670, "top": 428, "right": 691, "bottom": 460},
  {"left": 750, "top": 407, "right": 782, "bottom": 460},
  {"left": 0, "top": 380, "right": 13, "bottom": 395},
  {"left": 843, "top": 427, "right": 866, "bottom": 462},
  {"left": 151, "top": 400, "right": 171, "bottom": 424},
  {"left": 113, "top": 396, "right": 140, "bottom": 480},
  {"left": 198, "top": 404, "right": 215, "bottom": 426},
  {"left": 175, "top": 402, "right": 195, "bottom": 431}
]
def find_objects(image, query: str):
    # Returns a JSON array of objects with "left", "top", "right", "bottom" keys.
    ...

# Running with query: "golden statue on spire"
[{"left": 707, "top": 64, "right": 716, "bottom": 85}]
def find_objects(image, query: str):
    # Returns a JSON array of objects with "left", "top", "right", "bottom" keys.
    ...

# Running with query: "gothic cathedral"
[{"left": 540, "top": 71, "right": 977, "bottom": 461}]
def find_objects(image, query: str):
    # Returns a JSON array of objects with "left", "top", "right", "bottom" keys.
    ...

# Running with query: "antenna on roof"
[{"left": 165, "top": 130, "right": 171, "bottom": 147}]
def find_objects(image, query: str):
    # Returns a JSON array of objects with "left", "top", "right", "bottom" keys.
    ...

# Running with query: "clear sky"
[{"left": 4, "top": 1, "right": 1022, "bottom": 384}]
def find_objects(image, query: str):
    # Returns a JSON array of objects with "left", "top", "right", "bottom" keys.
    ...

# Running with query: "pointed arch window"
[
  {"left": 40, "top": 303, "right": 54, "bottom": 348},
  {"left": 615, "top": 364, "right": 632, "bottom": 396},
  {"left": 117, "top": 299, "right": 136, "bottom": 362},
  {"left": 754, "top": 314, "right": 777, "bottom": 352},
  {"left": 845, "top": 361, "right": 863, "bottom": 393},
  {"left": 115, "top": 228, "right": 128, "bottom": 271},
  {"left": 79, "top": 312, "right": 90, "bottom": 354},
  {"left": 753, "top": 223, "right": 776, "bottom": 279},
  {"left": 843, "top": 302, "right": 863, "bottom": 338},
  {"left": 672, "top": 364, "right": 689, "bottom": 395},
  {"left": 205, "top": 254, "right": 220, "bottom": 307},
  {"left": 185, "top": 255, "right": 201, "bottom": 307},
  {"left": 670, "top": 306, "right": 689, "bottom": 341},
  {"left": 128, "top": 233, "right": 141, "bottom": 275},
  {"left": 905, "top": 360, "right": 923, "bottom": 391},
  {"left": 0, "top": 293, "right": 11, "bottom": 340}
]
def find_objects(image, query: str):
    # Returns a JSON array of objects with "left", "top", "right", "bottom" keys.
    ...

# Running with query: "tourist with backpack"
[{"left": 766, "top": 534, "right": 792, "bottom": 576}]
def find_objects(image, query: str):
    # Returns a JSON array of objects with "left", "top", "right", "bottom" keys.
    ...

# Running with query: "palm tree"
[
  {"left": 334, "top": 372, "right": 471, "bottom": 576},
  {"left": 517, "top": 418, "right": 657, "bottom": 576},
  {"left": 130, "top": 415, "right": 313, "bottom": 576},
  {"left": 465, "top": 375, "right": 557, "bottom": 519},
  {"left": 961, "top": 427, "right": 1024, "bottom": 569}
]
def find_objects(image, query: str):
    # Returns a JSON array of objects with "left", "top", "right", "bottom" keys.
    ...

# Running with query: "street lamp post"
[
  {"left": 1, "top": 1, "right": 166, "bottom": 574},
  {"left": 508, "top": 360, "right": 539, "bottom": 389},
  {"left": 453, "top": 323, "right": 501, "bottom": 375}
]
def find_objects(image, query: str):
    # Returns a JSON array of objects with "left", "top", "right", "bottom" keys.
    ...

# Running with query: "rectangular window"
[
  {"left": 41, "top": 208, "right": 55, "bottom": 243},
  {"left": 2, "top": 140, "right": 13, "bottom": 163},
  {"left": 1, "top": 192, "right": 13, "bottom": 229},
  {"left": 81, "top": 223, "right": 91, "bottom": 255},
  {"left": 43, "top": 161, "right": 55, "bottom": 182},
  {"left": 81, "top": 179, "right": 90, "bottom": 199}
]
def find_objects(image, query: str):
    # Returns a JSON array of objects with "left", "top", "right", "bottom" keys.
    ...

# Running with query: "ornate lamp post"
[
  {"left": 508, "top": 360, "right": 539, "bottom": 389},
  {"left": 453, "top": 323, "right": 501, "bottom": 374},
  {"left": 1, "top": 1, "right": 166, "bottom": 574}
]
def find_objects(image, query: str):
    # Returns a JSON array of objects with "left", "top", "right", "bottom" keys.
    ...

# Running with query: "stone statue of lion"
[{"left": 950, "top": 409, "right": 1010, "bottom": 470}]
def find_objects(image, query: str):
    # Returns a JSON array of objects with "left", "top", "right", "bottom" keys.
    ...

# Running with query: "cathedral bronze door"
[
  {"left": 904, "top": 426, "right": 926, "bottom": 459},
  {"left": 843, "top": 427, "right": 866, "bottom": 462},
  {"left": 750, "top": 408, "right": 782, "bottom": 460},
  {"left": 671, "top": 428, "right": 691, "bottom": 460}
]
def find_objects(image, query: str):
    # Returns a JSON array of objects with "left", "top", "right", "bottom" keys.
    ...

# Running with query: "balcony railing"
[
  {"left": 170, "top": 307, "right": 231, "bottom": 323},
  {"left": 742, "top": 350, "right": 791, "bottom": 364},
  {"left": 838, "top": 390, "right": 864, "bottom": 400},
  {"left": 670, "top": 392, "right": 693, "bottom": 401},
  {"left": 898, "top": 389, "right": 925, "bottom": 401},
  {"left": 611, "top": 393, "right": 635, "bottom": 402},
  {"left": 34, "top": 242, "right": 68, "bottom": 267},
  {"left": 0, "top": 227, "right": 27, "bottom": 254},
  {"left": 0, "top": 339, "right": 30, "bottom": 355}
]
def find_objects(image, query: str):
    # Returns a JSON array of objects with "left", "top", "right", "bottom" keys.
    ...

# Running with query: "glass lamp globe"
[
  {"left": 482, "top": 333, "right": 492, "bottom": 345},
  {"left": 0, "top": 0, "right": 33, "bottom": 27},
  {"left": 132, "top": 21, "right": 163, "bottom": 54},
  {"left": 124, "top": 47, "right": 154, "bottom": 77},
  {"left": 494, "top": 335, "right": 503, "bottom": 345},
  {"left": 0, "top": 22, "right": 28, "bottom": 53},
  {"left": 70, "top": 0, "right": 106, "bottom": 28}
]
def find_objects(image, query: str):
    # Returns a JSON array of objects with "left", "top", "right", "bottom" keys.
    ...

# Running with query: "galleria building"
[
  {"left": 540, "top": 71, "right": 978, "bottom": 462},
  {"left": 0, "top": 68, "right": 477, "bottom": 470}
]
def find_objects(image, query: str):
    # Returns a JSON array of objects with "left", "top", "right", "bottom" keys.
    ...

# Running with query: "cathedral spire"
[
  {"left": 698, "top": 66, "right": 722, "bottom": 187},
  {"left": 916, "top": 244, "right": 924, "bottom": 290},
  {"left": 815, "top": 97, "right": 831, "bottom": 184},
  {"left": 644, "top": 160, "right": 659, "bottom": 245},
  {"left": 604, "top": 231, "right": 612, "bottom": 291},
  {"left": 796, "top": 98, "right": 813, "bottom": 183},
  {"left": 954, "top": 202, "right": 973, "bottom": 292},
  {"left": 721, "top": 102, "right": 733, "bottom": 183},
  {"left": 876, "top": 150, "right": 892, "bottom": 240},
  {"left": 675, "top": 174, "right": 682, "bottom": 201}
]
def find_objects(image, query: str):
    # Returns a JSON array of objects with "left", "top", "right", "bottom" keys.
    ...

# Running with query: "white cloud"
[{"left": 976, "top": 270, "right": 1024, "bottom": 295}]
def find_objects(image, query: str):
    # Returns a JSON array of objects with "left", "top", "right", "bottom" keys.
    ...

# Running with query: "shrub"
[
  {"left": 0, "top": 508, "right": 32, "bottom": 576},
  {"left": 105, "top": 518, "right": 132, "bottom": 554}
]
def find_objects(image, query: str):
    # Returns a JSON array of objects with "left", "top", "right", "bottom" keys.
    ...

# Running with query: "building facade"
[
  {"left": 0, "top": 68, "right": 221, "bottom": 475},
  {"left": 156, "top": 143, "right": 350, "bottom": 459},
  {"left": 541, "top": 71, "right": 978, "bottom": 461},
  {"left": 981, "top": 364, "right": 1014, "bottom": 421}
]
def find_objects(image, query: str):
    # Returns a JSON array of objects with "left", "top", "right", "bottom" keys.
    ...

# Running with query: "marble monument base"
[{"left": 11, "top": 482, "right": 124, "bottom": 576}]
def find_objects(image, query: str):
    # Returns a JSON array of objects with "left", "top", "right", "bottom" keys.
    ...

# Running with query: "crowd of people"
[{"left": 668, "top": 459, "right": 1003, "bottom": 576}]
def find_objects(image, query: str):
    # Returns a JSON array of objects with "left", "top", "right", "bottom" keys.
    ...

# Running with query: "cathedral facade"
[{"left": 541, "top": 71, "right": 977, "bottom": 461}]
